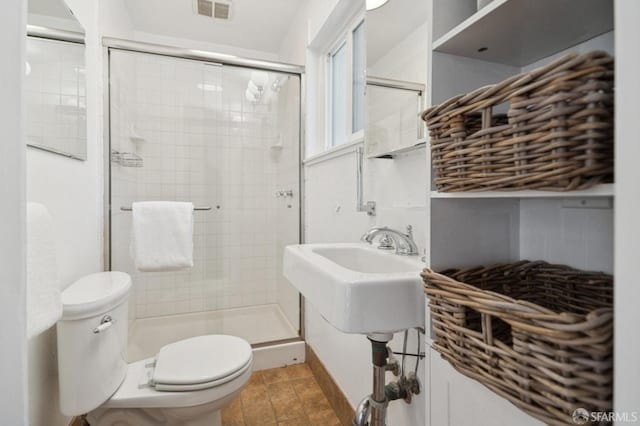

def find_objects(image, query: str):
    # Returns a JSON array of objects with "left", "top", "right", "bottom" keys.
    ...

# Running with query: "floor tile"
[
  {"left": 262, "top": 366, "right": 291, "bottom": 384},
  {"left": 289, "top": 377, "right": 320, "bottom": 400},
  {"left": 247, "top": 371, "right": 264, "bottom": 387},
  {"left": 241, "top": 381, "right": 267, "bottom": 399},
  {"left": 221, "top": 397, "right": 244, "bottom": 425},
  {"left": 266, "top": 381, "right": 297, "bottom": 398},
  {"left": 286, "top": 363, "right": 314, "bottom": 380},
  {"left": 241, "top": 396, "right": 277, "bottom": 426},
  {"left": 277, "top": 419, "right": 311, "bottom": 426},
  {"left": 222, "top": 363, "right": 344, "bottom": 426},
  {"left": 270, "top": 394, "right": 306, "bottom": 422},
  {"left": 307, "top": 408, "right": 342, "bottom": 426}
]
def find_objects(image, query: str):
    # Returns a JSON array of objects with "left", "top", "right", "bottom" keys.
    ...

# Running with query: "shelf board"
[
  {"left": 370, "top": 140, "right": 427, "bottom": 159},
  {"left": 430, "top": 184, "right": 615, "bottom": 199},
  {"left": 433, "top": 0, "right": 613, "bottom": 67}
]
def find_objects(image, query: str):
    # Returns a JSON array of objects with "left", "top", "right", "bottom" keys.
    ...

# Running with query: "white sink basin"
[{"left": 283, "top": 243, "right": 425, "bottom": 334}]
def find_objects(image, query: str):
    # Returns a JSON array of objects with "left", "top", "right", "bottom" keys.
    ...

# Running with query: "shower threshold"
[{"left": 128, "top": 304, "right": 299, "bottom": 362}]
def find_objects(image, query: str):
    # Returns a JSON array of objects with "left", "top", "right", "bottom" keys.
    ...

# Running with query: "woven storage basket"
[
  {"left": 422, "top": 51, "right": 614, "bottom": 192},
  {"left": 422, "top": 261, "right": 613, "bottom": 426}
]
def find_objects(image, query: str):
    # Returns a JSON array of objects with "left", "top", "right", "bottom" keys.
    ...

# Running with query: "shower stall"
[{"left": 106, "top": 43, "right": 303, "bottom": 361}]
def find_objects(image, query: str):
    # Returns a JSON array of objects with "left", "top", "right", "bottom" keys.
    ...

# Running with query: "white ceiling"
[
  {"left": 367, "top": 0, "right": 429, "bottom": 65},
  {"left": 123, "top": 0, "right": 303, "bottom": 55}
]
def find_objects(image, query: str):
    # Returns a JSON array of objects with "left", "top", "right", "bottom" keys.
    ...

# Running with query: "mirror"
[
  {"left": 25, "top": 0, "right": 86, "bottom": 160},
  {"left": 365, "top": 0, "right": 428, "bottom": 158}
]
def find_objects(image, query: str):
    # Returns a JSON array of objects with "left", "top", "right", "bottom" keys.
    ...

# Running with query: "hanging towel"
[
  {"left": 27, "top": 202, "right": 61, "bottom": 338},
  {"left": 131, "top": 201, "right": 194, "bottom": 272}
]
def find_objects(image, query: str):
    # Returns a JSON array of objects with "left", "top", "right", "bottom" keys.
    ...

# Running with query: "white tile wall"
[
  {"left": 24, "top": 37, "right": 86, "bottom": 159},
  {"left": 109, "top": 50, "right": 300, "bottom": 322}
]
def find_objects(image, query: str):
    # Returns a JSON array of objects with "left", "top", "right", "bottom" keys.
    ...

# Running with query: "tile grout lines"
[{"left": 222, "top": 363, "right": 343, "bottom": 426}]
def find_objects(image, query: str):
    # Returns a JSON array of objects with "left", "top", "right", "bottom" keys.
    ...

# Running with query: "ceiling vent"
[
  {"left": 195, "top": 0, "right": 232, "bottom": 20},
  {"left": 214, "top": 1, "right": 231, "bottom": 19}
]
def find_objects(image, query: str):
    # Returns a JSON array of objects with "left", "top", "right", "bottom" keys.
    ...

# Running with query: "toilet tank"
[{"left": 57, "top": 271, "right": 132, "bottom": 416}]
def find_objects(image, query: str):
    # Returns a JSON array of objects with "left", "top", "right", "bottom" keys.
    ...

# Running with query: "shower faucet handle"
[{"left": 276, "top": 190, "right": 294, "bottom": 198}]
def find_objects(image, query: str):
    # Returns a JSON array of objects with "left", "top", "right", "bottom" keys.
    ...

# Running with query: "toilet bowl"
[{"left": 57, "top": 272, "right": 253, "bottom": 426}]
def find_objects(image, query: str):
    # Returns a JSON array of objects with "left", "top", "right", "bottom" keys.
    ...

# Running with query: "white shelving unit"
[
  {"left": 430, "top": 183, "right": 615, "bottom": 199},
  {"left": 433, "top": 0, "right": 613, "bottom": 66},
  {"left": 371, "top": 139, "right": 426, "bottom": 159},
  {"left": 424, "top": 1, "right": 617, "bottom": 425}
]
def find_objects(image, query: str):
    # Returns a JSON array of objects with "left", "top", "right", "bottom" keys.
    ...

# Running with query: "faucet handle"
[
  {"left": 361, "top": 226, "right": 389, "bottom": 244},
  {"left": 377, "top": 233, "right": 395, "bottom": 250},
  {"left": 406, "top": 225, "right": 413, "bottom": 238}
]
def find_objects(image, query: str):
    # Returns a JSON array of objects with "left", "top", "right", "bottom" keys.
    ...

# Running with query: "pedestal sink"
[{"left": 283, "top": 243, "right": 425, "bottom": 335}]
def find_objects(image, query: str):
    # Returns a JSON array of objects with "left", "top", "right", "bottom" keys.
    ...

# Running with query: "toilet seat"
[
  {"left": 102, "top": 335, "right": 253, "bottom": 409},
  {"left": 152, "top": 335, "right": 253, "bottom": 392}
]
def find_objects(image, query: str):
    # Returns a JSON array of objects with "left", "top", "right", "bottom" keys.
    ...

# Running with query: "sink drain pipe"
[
  {"left": 352, "top": 335, "right": 392, "bottom": 426},
  {"left": 353, "top": 331, "right": 423, "bottom": 426},
  {"left": 370, "top": 337, "right": 388, "bottom": 426}
]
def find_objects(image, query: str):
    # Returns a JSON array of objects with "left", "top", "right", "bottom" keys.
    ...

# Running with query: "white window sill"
[{"left": 304, "top": 139, "right": 364, "bottom": 167}]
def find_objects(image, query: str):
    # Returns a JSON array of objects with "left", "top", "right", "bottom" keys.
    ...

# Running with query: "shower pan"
[{"left": 106, "top": 44, "right": 303, "bottom": 361}]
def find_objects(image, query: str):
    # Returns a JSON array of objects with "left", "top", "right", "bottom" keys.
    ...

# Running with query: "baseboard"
[
  {"left": 252, "top": 340, "right": 306, "bottom": 370},
  {"left": 305, "top": 343, "right": 355, "bottom": 425}
]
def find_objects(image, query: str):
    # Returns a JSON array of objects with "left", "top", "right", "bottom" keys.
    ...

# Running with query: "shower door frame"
[{"left": 102, "top": 38, "right": 307, "bottom": 343}]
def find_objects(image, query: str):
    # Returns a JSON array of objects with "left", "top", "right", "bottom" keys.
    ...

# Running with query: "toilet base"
[
  {"left": 87, "top": 401, "right": 225, "bottom": 426},
  {"left": 85, "top": 355, "right": 252, "bottom": 426}
]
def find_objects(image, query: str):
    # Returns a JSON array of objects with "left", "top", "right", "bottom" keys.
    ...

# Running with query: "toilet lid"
[{"left": 152, "top": 335, "right": 252, "bottom": 387}]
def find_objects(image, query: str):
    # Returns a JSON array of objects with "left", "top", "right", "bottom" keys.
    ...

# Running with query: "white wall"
[
  {"left": 0, "top": 0, "right": 28, "bottom": 424},
  {"left": 26, "top": 0, "right": 104, "bottom": 290},
  {"left": 26, "top": 0, "right": 103, "bottom": 424},
  {"left": 281, "top": 1, "right": 428, "bottom": 423},
  {"left": 368, "top": 22, "right": 428, "bottom": 83},
  {"left": 306, "top": 0, "right": 341, "bottom": 45},
  {"left": 278, "top": 1, "right": 309, "bottom": 66},
  {"left": 305, "top": 150, "right": 427, "bottom": 425}
]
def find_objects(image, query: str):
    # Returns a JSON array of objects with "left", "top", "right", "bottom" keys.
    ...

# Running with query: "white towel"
[
  {"left": 131, "top": 201, "right": 194, "bottom": 272},
  {"left": 27, "top": 202, "right": 61, "bottom": 338}
]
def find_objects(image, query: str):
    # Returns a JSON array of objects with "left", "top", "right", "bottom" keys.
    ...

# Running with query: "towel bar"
[{"left": 120, "top": 206, "right": 212, "bottom": 211}]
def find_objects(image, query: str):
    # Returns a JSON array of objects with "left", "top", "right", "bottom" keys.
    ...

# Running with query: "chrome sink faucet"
[{"left": 361, "top": 225, "right": 419, "bottom": 256}]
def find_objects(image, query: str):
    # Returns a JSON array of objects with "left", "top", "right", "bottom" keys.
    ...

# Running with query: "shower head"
[{"left": 271, "top": 76, "right": 290, "bottom": 92}]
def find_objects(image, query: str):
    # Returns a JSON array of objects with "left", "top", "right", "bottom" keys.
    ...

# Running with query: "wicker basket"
[
  {"left": 422, "top": 51, "right": 614, "bottom": 192},
  {"left": 421, "top": 261, "right": 613, "bottom": 426}
]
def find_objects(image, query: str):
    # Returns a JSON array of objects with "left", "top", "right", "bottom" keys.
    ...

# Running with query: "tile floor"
[{"left": 221, "top": 363, "right": 343, "bottom": 426}]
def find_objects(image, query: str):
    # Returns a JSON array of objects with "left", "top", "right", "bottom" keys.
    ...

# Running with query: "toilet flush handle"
[{"left": 93, "top": 315, "right": 113, "bottom": 334}]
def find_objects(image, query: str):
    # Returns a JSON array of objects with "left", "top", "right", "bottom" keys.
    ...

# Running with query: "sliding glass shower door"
[{"left": 109, "top": 50, "right": 301, "bottom": 360}]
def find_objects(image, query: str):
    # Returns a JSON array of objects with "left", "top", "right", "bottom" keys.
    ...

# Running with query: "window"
[
  {"left": 330, "top": 43, "right": 347, "bottom": 147},
  {"left": 352, "top": 21, "right": 365, "bottom": 133},
  {"left": 326, "top": 16, "right": 365, "bottom": 149}
]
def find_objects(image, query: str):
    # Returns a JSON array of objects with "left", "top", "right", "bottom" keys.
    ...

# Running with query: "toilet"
[{"left": 56, "top": 271, "right": 253, "bottom": 426}]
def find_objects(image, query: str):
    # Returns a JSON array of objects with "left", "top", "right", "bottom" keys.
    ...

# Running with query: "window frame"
[
  {"left": 351, "top": 19, "right": 366, "bottom": 136},
  {"left": 325, "top": 15, "right": 365, "bottom": 150}
]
